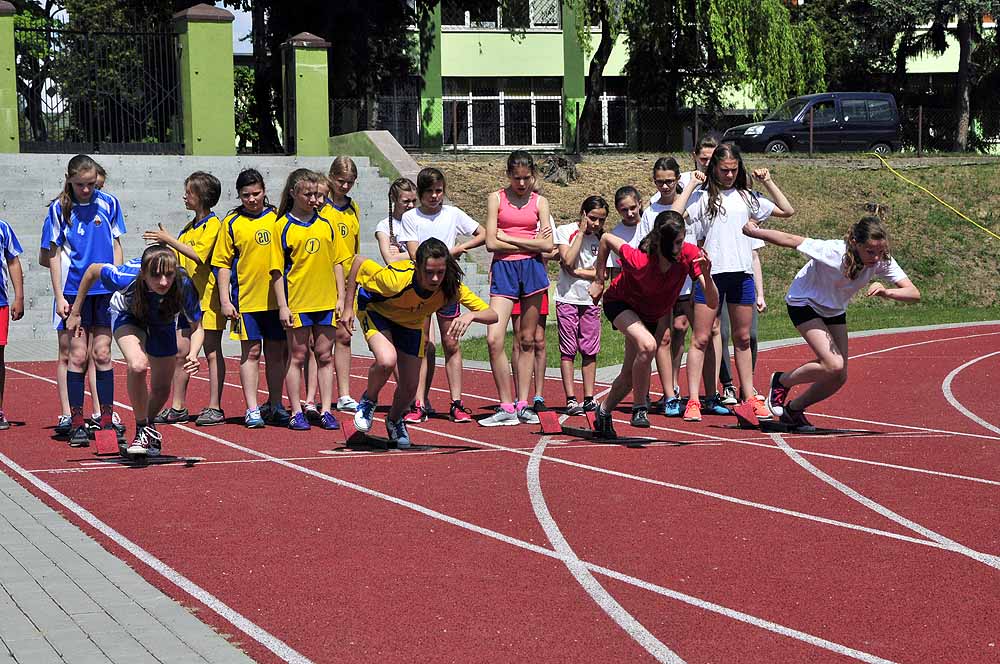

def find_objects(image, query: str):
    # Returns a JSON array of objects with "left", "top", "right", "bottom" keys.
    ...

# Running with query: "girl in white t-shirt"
[
  {"left": 554, "top": 195, "right": 609, "bottom": 415},
  {"left": 608, "top": 186, "right": 644, "bottom": 275},
  {"left": 673, "top": 143, "right": 794, "bottom": 422},
  {"left": 396, "top": 167, "right": 486, "bottom": 424},
  {"left": 375, "top": 178, "right": 417, "bottom": 265},
  {"left": 742, "top": 216, "right": 919, "bottom": 431}
]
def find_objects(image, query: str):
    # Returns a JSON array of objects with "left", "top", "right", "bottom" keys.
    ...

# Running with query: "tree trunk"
[
  {"left": 251, "top": 1, "right": 282, "bottom": 153},
  {"left": 577, "top": 0, "right": 615, "bottom": 152},
  {"left": 952, "top": 12, "right": 974, "bottom": 152}
]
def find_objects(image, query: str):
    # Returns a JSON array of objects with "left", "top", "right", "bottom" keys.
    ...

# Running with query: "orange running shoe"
[
  {"left": 750, "top": 398, "right": 772, "bottom": 420},
  {"left": 683, "top": 399, "right": 702, "bottom": 422}
]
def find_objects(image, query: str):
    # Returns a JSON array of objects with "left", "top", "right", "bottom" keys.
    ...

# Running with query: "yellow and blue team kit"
[
  {"left": 212, "top": 207, "right": 285, "bottom": 341},
  {"left": 354, "top": 258, "right": 488, "bottom": 357},
  {"left": 271, "top": 211, "right": 351, "bottom": 328},
  {"left": 177, "top": 213, "right": 224, "bottom": 331}
]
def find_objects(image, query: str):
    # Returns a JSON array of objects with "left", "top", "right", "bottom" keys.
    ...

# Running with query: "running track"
[{"left": 1, "top": 323, "right": 998, "bottom": 663}]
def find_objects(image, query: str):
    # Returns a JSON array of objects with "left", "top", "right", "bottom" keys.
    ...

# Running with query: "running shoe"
[
  {"left": 703, "top": 393, "right": 731, "bottom": 416},
  {"left": 303, "top": 402, "right": 321, "bottom": 423},
  {"left": 532, "top": 396, "right": 547, "bottom": 413},
  {"left": 478, "top": 407, "right": 519, "bottom": 427},
  {"left": 780, "top": 406, "right": 816, "bottom": 433},
  {"left": 593, "top": 407, "right": 617, "bottom": 439},
  {"left": 565, "top": 398, "right": 584, "bottom": 416},
  {"left": 288, "top": 412, "right": 311, "bottom": 431},
  {"left": 262, "top": 402, "right": 292, "bottom": 426},
  {"left": 354, "top": 395, "right": 376, "bottom": 432},
  {"left": 154, "top": 407, "right": 189, "bottom": 424},
  {"left": 721, "top": 384, "right": 739, "bottom": 406},
  {"left": 649, "top": 395, "right": 666, "bottom": 414},
  {"left": 767, "top": 372, "right": 788, "bottom": 418},
  {"left": 386, "top": 418, "right": 411, "bottom": 450},
  {"left": 665, "top": 397, "right": 683, "bottom": 418},
  {"left": 0, "top": 411, "right": 9, "bottom": 430},
  {"left": 582, "top": 397, "right": 597, "bottom": 412},
  {"left": 195, "top": 407, "right": 225, "bottom": 426},
  {"left": 683, "top": 399, "right": 702, "bottom": 422},
  {"left": 127, "top": 425, "right": 162, "bottom": 456},
  {"left": 630, "top": 407, "right": 650, "bottom": 428},
  {"left": 750, "top": 397, "right": 772, "bottom": 420},
  {"left": 245, "top": 407, "right": 265, "bottom": 429},
  {"left": 449, "top": 400, "right": 472, "bottom": 423},
  {"left": 403, "top": 402, "right": 428, "bottom": 424},
  {"left": 336, "top": 396, "right": 359, "bottom": 413},
  {"left": 55, "top": 414, "right": 73, "bottom": 436},
  {"left": 68, "top": 425, "right": 90, "bottom": 448},
  {"left": 517, "top": 406, "right": 539, "bottom": 425},
  {"left": 320, "top": 411, "right": 341, "bottom": 430}
]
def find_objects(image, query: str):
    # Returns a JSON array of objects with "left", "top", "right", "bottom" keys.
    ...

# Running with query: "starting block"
[
  {"left": 731, "top": 401, "right": 760, "bottom": 429},
  {"left": 339, "top": 415, "right": 396, "bottom": 450},
  {"left": 537, "top": 410, "right": 562, "bottom": 435},
  {"left": 584, "top": 410, "right": 598, "bottom": 431},
  {"left": 92, "top": 429, "right": 121, "bottom": 456}
]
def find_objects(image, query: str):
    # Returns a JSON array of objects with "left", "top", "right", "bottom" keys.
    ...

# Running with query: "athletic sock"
[
  {"left": 67, "top": 371, "right": 85, "bottom": 413},
  {"left": 95, "top": 369, "right": 114, "bottom": 413}
]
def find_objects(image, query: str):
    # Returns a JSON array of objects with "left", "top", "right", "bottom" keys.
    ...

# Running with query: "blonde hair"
[
  {"left": 277, "top": 169, "right": 326, "bottom": 219},
  {"left": 328, "top": 156, "right": 358, "bottom": 179}
]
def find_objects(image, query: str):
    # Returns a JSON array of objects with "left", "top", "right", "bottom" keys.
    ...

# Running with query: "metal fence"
[{"left": 15, "top": 26, "right": 183, "bottom": 154}]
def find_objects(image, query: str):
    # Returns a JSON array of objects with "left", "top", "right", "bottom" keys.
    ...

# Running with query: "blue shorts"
[
  {"left": 60, "top": 293, "right": 112, "bottom": 331},
  {"left": 694, "top": 272, "right": 755, "bottom": 306},
  {"left": 489, "top": 258, "right": 549, "bottom": 300},
  {"left": 112, "top": 312, "right": 179, "bottom": 358},
  {"left": 291, "top": 310, "right": 334, "bottom": 328},
  {"left": 436, "top": 301, "right": 459, "bottom": 319},
  {"left": 233, "top": 310, "right": 285, "bottom": 342},
  {"left": 358, "top": 309, "right": 425, "bottom": 357}
]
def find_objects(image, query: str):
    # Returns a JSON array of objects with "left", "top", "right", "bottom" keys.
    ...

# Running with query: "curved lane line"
[
  {"left": 527, "top": 438, "right": 683, "bottom": 663},
  {"left": 941, "top": 351, "right": 1000, "bottom": 436}
]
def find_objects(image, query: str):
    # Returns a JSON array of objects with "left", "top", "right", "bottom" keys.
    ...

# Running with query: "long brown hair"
[
  {"left": 277, "top": 169, "right": 325, "bottom": 219},
  {"left": 639, "top": 210, "right": 686, "bottom": 262},
  {"left": 58, "top": 154, "right": 99, "bottom": 225},
  {"left": 703, "top": 142, "right": 758, "bottom": 222},
  {"left": 130, "top": 244, "right": 185, "bottom": 322},
  {"left": 842, "top": 216, "right": 890, "bottom": 280},
  {"left": 414, "top": 237, "right": 464, "bottom": 302}
]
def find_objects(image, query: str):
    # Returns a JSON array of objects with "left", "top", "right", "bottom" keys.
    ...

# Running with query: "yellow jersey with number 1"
[{"left": 271, "top": 211, "right": 350, "bottom": 314}]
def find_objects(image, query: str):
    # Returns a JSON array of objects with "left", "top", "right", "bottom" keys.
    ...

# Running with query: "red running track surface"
[{"left": 1, "top": 323, "right": 999, "bottom": 663}]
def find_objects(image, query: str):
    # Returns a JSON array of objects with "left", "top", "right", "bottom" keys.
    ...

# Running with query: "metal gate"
[{"left": 15, "top": 27, "right": 183, "bottom": 154}]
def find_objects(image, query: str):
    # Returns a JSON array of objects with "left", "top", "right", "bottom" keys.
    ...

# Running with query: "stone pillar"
[
  {"left": 281, "top": 32, "right": 331, "bottom": 156},
  {"left": 0, "top": 1, "right": 18, "bottom": 153},
  {"left": 561, "top": 0, "right": 586, "bottom": 153},
  {"left": 418, "top": 2, "right": 443, "bottom": 152},
  {"left": 172, "top": 3, "right": 235, "bottom": 155}
]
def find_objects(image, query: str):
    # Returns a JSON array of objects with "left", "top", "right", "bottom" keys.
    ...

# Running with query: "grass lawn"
[{"left": 458, "top": 303, "right": 1000, "bottom": 368}]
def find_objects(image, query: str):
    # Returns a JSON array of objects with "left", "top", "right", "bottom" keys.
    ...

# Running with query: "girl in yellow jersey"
[
  {"left": 143, "top": 171, "right": 226, "bottom": 427},
  {"left": 212, "top": 169, "right": 290, "bottom": 429},
  {"left": 344, "top": 238, "right": 498, "bottom": 449},
  {"left": 271, "top": 169, "right": 350, "bottom": 431},
  {"left": 318, "top": 156, "right": 361, "bottom": 413}
]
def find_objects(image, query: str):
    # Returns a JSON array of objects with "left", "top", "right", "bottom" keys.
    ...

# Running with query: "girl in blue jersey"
[
  {"left": 0, "top": 219, "right": 24, "bottom": 430},
  {"left": 67, "top": 244, "right": 203, "bottom": 458},
  {"left": 42, "top": 154, "right": 126, "bottom": 447}
]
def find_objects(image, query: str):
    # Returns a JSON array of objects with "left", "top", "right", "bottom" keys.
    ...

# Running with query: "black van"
[{"left": 722, "top": 92, "right": 901, "bottom": 154}]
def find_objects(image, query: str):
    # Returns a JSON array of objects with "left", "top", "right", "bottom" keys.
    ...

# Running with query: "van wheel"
[
  {"left": 871, "top": 142, "right": 892, "bottom": 155},
  {"left": 765, "top": 139, "right": 789, "bottom": 153}
]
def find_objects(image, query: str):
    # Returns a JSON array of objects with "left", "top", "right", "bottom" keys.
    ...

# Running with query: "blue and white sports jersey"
[
  {"left": 42, "top": 190, "right": 126, "bottom": 296},
  {"left": 0, "top": 220, "right": 24, "bottom": 308},
  {"left": 103, "top": 262, "right": 202, "bottom": 327}
]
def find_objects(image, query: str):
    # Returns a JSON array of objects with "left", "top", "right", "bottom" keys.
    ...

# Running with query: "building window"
[
  {"left": 442, "top": 0, "right": 561, "bottom": 29},
  {"left": 443, "top": 77, "right": 563, "bottom": 147}
]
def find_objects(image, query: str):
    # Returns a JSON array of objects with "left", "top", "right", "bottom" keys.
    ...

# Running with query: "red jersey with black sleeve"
[{"left": 603, "top": 243, "right": 702, "bottom": 321}]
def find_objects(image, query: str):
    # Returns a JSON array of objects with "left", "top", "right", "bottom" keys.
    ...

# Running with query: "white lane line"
[
  {"left": 0, "top": 449, "right": 314, "bottom": 664},
  {"left": 805, "top": 412, "right": 1000, "bottom": 442},
  {"left": 527, "top": 437, "right": 684, "bottom": 663},
  {"left": 941, "top": 352, "right": 1000, "bottom": 436},
  {"left": 767, "top": 431, "right": 1000, "bottom": 571},
  {"left": 848, "top": 331, "right": 1000, "bottom": 360}
]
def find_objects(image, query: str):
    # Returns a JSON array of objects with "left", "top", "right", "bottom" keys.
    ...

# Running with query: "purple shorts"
[{"left": 556, "top": 301, "right": 601, "bottom": 359}]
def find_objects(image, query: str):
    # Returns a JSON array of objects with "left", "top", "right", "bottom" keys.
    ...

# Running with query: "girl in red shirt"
[{"left": 589, "top": 211, "right": 717, "bottom": 438}]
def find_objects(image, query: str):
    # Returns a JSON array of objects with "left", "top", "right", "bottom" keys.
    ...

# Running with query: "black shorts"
[
  {"left": 787, "top": 304, "right": 847, "bottom": 328},
  {"left": 604, "top": 300, "right": 657, "bottom": 334}
]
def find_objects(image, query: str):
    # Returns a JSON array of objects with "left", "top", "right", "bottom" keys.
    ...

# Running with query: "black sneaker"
[
  {"left": 582, "top": 398, "right": 597, "bottom": 412},
  {"left": 154, "top": 407, "right": 189, "bottom": 424},
  {"left": 564, "top": 398, "right": 584, "bottom": 416},
  {"left": 532, "top": 397, "right": 547, "bottom": 413},
  {"left": 68, "top": 425, "right": 90, "bottom": 448},
  {"left": 630, "top": 407, "right": 650, "bottom": 428},
  {"left": 593, "top": 407, "right": 617, "bottom": 439},
  {"left": 780, "top": 406, "right": 816, "bottom": 433}
]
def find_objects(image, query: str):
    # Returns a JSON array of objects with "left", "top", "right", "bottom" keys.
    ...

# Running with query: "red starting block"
[
  {"left": 92, "top": 429, "right": 120, "bottom": 455},
  {"left": 731, "top": 401, "right": 760, "bottom": 429},
  {"left": 584, "top": 410, "right": 598, "bottom": 431},
  {"left": 537, "top": 410, "right": 562, "bottom": 435},
  {"left": 340, "top": 415, "right": 357, "bottom": 443}
]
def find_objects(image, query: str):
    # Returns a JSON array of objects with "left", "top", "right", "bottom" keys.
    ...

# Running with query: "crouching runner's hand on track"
[{"left": 183, "top": 354, "right": 200, "bottom": 375}]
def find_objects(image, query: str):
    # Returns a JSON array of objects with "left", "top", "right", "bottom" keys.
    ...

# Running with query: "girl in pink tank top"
[{"left": 480, "top": 151, "right": 555, "bottom": 427}]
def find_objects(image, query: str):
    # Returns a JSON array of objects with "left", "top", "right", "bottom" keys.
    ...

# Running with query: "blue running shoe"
[
  {"left": 320, "top": 411, "right": 340, "bottom": 430},
  {"left": 354, "top": 395, "right": 376, "bottom": 432},
  {"left": 386, "top": 417, "right": 411, "bottom": 449},
  {"left": 664, "top": 397, "right": 683, "bottom": 417},
  {"left": 270, "top": 404, "right": 291, "bottom": 426},
  {"left": 245, "top": 407, "right": 265, "bottom": 429},
  {"left": 703, "top": 393, "right": 732, "bottom": 416},
  {"left": 288, "top": 411, "right": 311, "bottom": 431}
]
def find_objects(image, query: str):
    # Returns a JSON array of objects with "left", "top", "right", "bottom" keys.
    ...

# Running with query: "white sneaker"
[
  {"left": 127, "top": 426, "right": 162, "bottom": 457},
  {"left": 478, "top": 407, "right": 519, "bottom": 427},
  {"left": 386, "top": 418, "right": 411, "bottom": 449},
  {"left": 517, "top": 407, "right": 539, "bottom": 424},
  {"left": 336, "top": 396, "right": 359, "bottom": 412}
]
